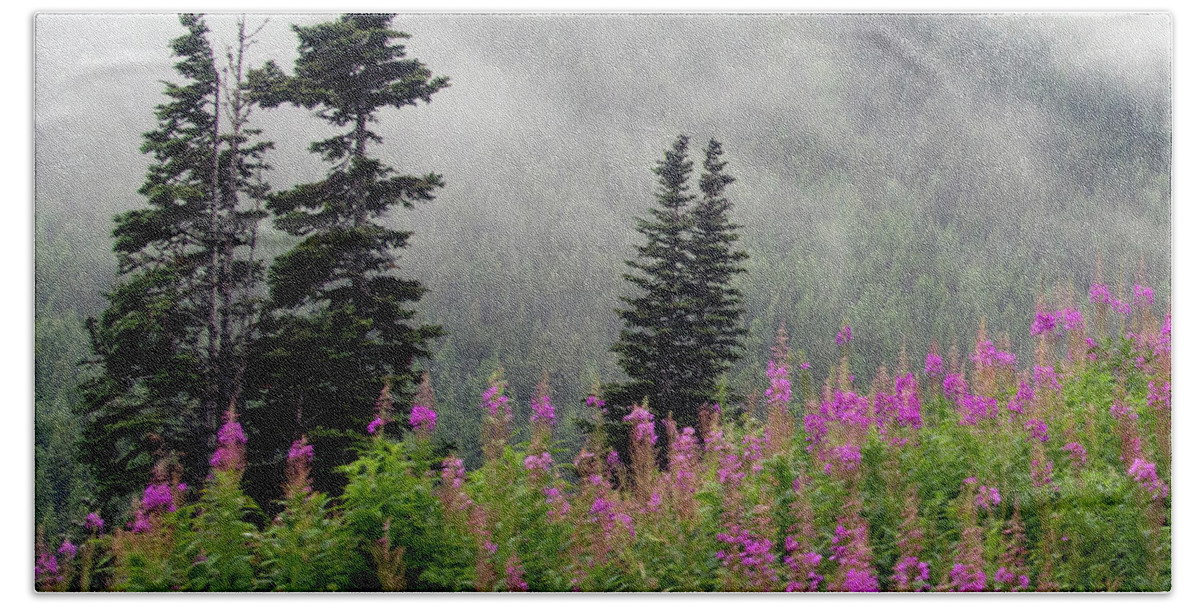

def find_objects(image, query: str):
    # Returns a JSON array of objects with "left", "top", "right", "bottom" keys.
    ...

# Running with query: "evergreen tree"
[
  {"left": 684, "top": 139, "right": 748, "bottom": 395},
  {"left": 245, "top": 14, "right": 449, "bottom": 501},
  {"left": 607, "top": 136, "right": 747, "bottom": 434},
  {"left": 77, "top": 14, "right": 270, "bottom": 516},
  {"left": 608, "top": 135, "right": 703, "bottom": 430}
]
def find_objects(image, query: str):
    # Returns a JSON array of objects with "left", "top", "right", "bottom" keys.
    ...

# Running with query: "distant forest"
[{"left": 35, "top": 13, "right": 1170, "bottom": 540}]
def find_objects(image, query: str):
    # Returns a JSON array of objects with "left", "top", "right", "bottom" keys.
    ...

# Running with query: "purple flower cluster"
[
  {"left": 544, "top": 486, "right": 570, "bottom": 519},
  {"left": 1062, "top": 442, "right": 1088, "bottom": 468},
  {"left": 141, "top": 483, "right": 175, "bottom": 513},
  {"left": 210, "top": 418, "right": 248, "bottom": 471},
  {"left": 1090, "top": 283, "right": 1112, "bottom": 305},
  {"left": 529, "top": 394, "right": 555, "bottom": 426},
  {"left": 288, "top": 439, "right": 315, "bottom": 463},
  {"left": 409, "top": 404, "right": 437, "bottom": 433},
  {"left": 1134, "top": 284, "right": 1154, "bottom": 307},
  {"left": 623, "top": 404, "right": 657, "bottom": 445},
  {"left": 949, "top": 563, "right": 987, "bottom": 592},
  {"left": 1033, "top": 366, "right": 1061, "bottom": 391},
  {"left": 784, "top": 548, "right": 824, "bottom": 592},
  {"left": 367, "top": 417, "right": 386, "bottom": 435},
  {"left": 1030, "top": 311, "right": 1057, "bottom": 337},
  {"left": 831, "top": 523, "right": 878, "bottom": 592},
  {"left": 35, "top": 552, "right": 58, "bottom": 582},
  {"left": 1007, "top": 381, "right": 1033, "bottom": 414},
  {"left": 523, "top": 451, "right": 553, "bottom": 473},
  {"left": 217, "top": 419, "right": 247, "bottom": 445},
  {"left": 585, "top": 394, "right": 607, "bottom": 413},
  {"left": 973, "top": 340, "right": 1017, "bottom": 368},
  {"left": 481, "top": 385, "right": 512, "bottom": 419},
  {"left": 974, "top": 485, "right": 1002, "bottom": 509},
  {"left": 764, "top": 359, "right": 791, "bottom": 405},
  {"left": 716, "top": 525, "right": 780, "bottom": 591},
  {"left": 58, "top": 539, "right": 77, "bottom": 560},
  {"left": 85, "top": 512, "right": 104, "bottom": 533},
  {"left": 957, "top": 393, "right": 998, "bottom": 426},
  {"left": 1057, "top": 307, "right": 1084, "bottom": 331},
  {"left": 835, "top": 325, "right": 853, "bottom": 347},
  {"left": 943, "top": 373, "right": 967, "bottom": 400},
  {"left": 1128, "top": 458, "right": 1169, "bottom": 499},
  {"left": 1147, "top": 381, "right": 1171, "bottom": 412},
  {"left": 993, "top": 566, "right": 1030, "bottom": 591},
  {"left": 1024, "top": 418, "right": 1049, "bottom": 443},
  {"left": 892, "top": 556, "right": 930, "bottom": 591},
  {"left": 742, "top": 433, "right": 766, "bottom": 474},
  {"left": 1110, "top": 400, "right": 1138, "bottom": 421},
  {"left": 504, "top": 555, "right": 529, "bottom": 592},
  {"left": 829, "top": 444, "right": 862, "bottom": 473},
  {"left": 924, "top": 351, "right": 943, "bottom": 377}
]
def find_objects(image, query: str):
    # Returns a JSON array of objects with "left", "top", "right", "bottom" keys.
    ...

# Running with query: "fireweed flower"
[
  {"left": 957, "top": 393, "right": 997, "bottom": 426},
  {"left": 35, "top": 553, "right": 58, "bottom": 581},
  {"left": 716, "top": 524, "right": 780, "bottom": 591},
  {"left": 58, "top": 539, "right": 77, "bottom": 560},
  {"left": 1034, "top": 366, "right": 1061, "bottom": 392},
  {"left": 949, "top": 563, "right": 987, "bottom": 592},
  {"left": 836, "top": 325, "right": 852, "bottom": 346},
  {"left": 1111, "top": 299, "right": 1133, "bottom": 316},
  {"left": 974, "top": 340, "right": 1017, "bottom": 368},
  {"left": 1062, "top": 442, "right": 1088, "bottom": 468},
  {"left": 504, "top": 555, "right": 529, "bottom": 592},
  {"left": 1128, "top": 458, "right": 1169, "bottom": 499},
  {"left": 765, "top": 359, "right": 792, "bottom": 404},
  {"left": 529, "top": 394, "right": 555, "bottom": 426},
  {"left": 1008, "top": 381, "right": 1033, "bottom": 414},
  {"left": 1030, "top": 458, "right": 1053, "bottom": 488},
  {"left": 1148, "top": 381, "right": 1171, "bottom": 411},
  {"left": 1024, "top": 418, "right": 1049, "bottom": 443},
  {"left": 1030, "top": 311, "right": 1057, "bottom": 337},
  {"left": 210, "top": 415, "right": 247, "bottom": 471},
  {"left": 480, "top": 385, "right": 512, "bottom": 419},
  {"left": 925, "top": 351, "right": 943, "bottom": 377},
  {"left": 367, "top": 417, "right": 385, "bottom": 435},
  {"left": 1056, "top": 307, "right": 1084, "bottom": 331},
  {"left": 523, "top": 451, "right": 553, "bottom": 473},
  {"left": 831, "top": 522, "right": 878, "bottom": 592},
  {"left": 799, "top": 361, "right": 812, "bottom": 370},
  {"left": 943, "top": 374, "right": 967, "bottom": 400},
  {"left": 974, "top": 485, "right": 1002, "bottom": 509},
  {"left": 409, "top": 404, "right": 437, "bottom": 433},
  {"left": 742, "top": 433, "right": 767, "bottom": 473},
  {"left": 141, "top": 483, "right": 175, "bottom": 513},
  {"left": 623, "top": 405, "right": 657, "bottom": 445},
  {"left": 585, "top": 394, "right": 607, "bottom": 413},
  {"left": 84, "top": 512, "right": 104, "bottom": 533},
  {"left": 1089, "top": 283, "right": 1112, "bottom": 305},
  {"left": 1134, "top": 284, "right": 1154, "bottom": 307},
  {"left": 288, "top": 440, "right": 314, "bottom": 463},
  {"left": 892, "top": 556, "right": 930, "bottom": 591}
]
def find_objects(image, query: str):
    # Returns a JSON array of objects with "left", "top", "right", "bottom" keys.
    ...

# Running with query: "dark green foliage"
[
  {"left": 245, "top": 14, "right": 449, "bottom": 503},
  {"left": 609, "top": 135, "right": 748, "bottom": 432},
  {"left": 184, "top": 471, "right": 261, "bottom": 591},
  {"left": 256, "top": 489, "right": 357, "bottom": 591},
  {"left": 77, "top": 14, "right": 270, "bottom": 516}
]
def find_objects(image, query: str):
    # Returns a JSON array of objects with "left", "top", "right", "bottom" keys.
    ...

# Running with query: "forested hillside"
[{"left": 35, "top": 13, "right": 1170, "bottom": 543}]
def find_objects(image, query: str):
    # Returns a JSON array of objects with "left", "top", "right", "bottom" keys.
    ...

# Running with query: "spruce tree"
[
  {"left": 684, "top": 139, "right": 748, "bottom": 393},
  {"left": 245, "top": 14, "right": 448, "bottom": 500},
  {"left": 609, "top": 135, "right": 704, "bottom": 430},
  {"left": 78, "top": 14, "right": 271, "bottom": 516},
  {"left": 608, "top": 136, "right": 747, "bottom": 435}
]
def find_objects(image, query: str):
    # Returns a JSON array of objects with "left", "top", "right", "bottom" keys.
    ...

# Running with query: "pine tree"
[
  {"left": 245, "top": 14, "right": 449, "bottom": 501},
  {"left": 77, "top": 14, "right": 270, "bottom": 516}
]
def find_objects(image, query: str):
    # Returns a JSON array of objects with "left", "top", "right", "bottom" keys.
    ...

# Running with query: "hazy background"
[{"left": 35, "top": 14, "right": 1171, "bottom": 479}]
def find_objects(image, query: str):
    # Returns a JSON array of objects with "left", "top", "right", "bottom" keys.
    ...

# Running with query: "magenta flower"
[
  {"left": 1128, "top": 458, "right": 1169, "bottom": 499},
  {"left": 35, "top": 553, "right": 58, "bottom": 580},
  {"left": 1089, "top": 283, "right": 1111, "bottom": 305},
  {"left": 58, "top": 539, "right": 77, "bottom": 560},
  {"left": 480, "top": 385, "right": 511, "bottom": 419},
  {"left": 217, "top": 419, "right": 246, "bottom": 446},
  {"left": 288, "top": 439, "right": 315, "bottom": 463},
  {"left": 943, "top": 373, "right": 967, "bottom": 400},
  {"left": 1062, "top": 442, "right": 1087, "bottom": 468},
  {"left": 84, "top": 512, "right": 104, "bottom": 533},
  {"left": 1056, "top": 307, "right": 1084, "bottom": 331},
  {"left": 764, "top": 359, "right": 792, "bottom": 405},
  {"left": 623, "top": 404, "right": 657, "bottom": 445},
  {"left": 141, "top": 483, "right": 175, "bottom": 513},
  {"left": 1024, "top": 418, "right": 1049, "bottom": 443},
  {"left": 1007, "top": 381, "right": 1033, "bottom": 414},
  {"left": 974, "top": 485, "right": 1002, "bottom": 508},
  {"left": 893, "top": 556, "right": 930, "bottom": 591},
  {"left": 1030, "top": 311, "right": 1057, "bottom": 337},
  {"left": 1111, "top": 299, "right": 1132, "bottom": 315},
  {"left": 523, "top": 451, "right": 553, "bottom": 473},
  {"left": 585, "top": 394, "right": 607, "bottom": 413},
  {"left": 367, "top": 416, "right": 385, "bottom": 435},
  {"left": 924, "top": 352, "right": 943, "bottom": 377},
  {"left": 949, "top": 563, "right": 987, "bottom": 592},
  {"left": 530, "top": 394, "right": 555, "bottom": 426},
  {"left": 408, "top": 404, "right": 437, "bottom": 433},
  {"left": 1134, "top": 284, "right": 1154, "bottom": 307},
  {"left": 799, "top": 361, "right": 811, "bottom": 370},
  {"left": 835, "top": 325, "right": 853, "bottom": 347}
]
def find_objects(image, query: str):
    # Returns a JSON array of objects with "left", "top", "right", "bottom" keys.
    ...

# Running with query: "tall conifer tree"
[
  {"left": 685, "top": 139, "right": 748, "bottom": 392},
  {"left": 608, "top": 135, "right": 747, "bottom": 434},
  {"left": 78, "top": 14, "right": 271, "bottom": 515},
  {"left": 245, "top": 14, "right": 448, "bottom": 499}
]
